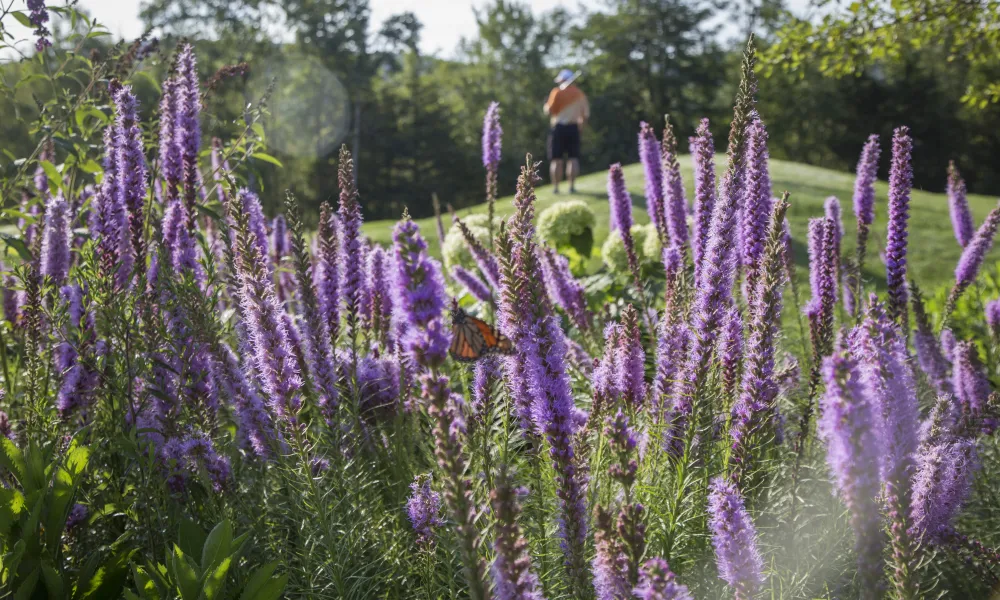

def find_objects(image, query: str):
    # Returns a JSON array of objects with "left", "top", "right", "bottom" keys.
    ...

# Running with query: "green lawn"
[{"left": 364, "top": 155, "right": 999, "bottom": 293}]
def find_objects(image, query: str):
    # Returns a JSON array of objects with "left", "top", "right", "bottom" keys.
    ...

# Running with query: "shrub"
[{"left": 538, "top": 200, "right": 597, "bottom": 257}]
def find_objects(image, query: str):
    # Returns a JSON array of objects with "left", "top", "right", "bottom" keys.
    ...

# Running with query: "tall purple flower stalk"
[
  {"left": 740, "top": 119, "right": 772, "bottom": 288},
  {"left": 617, "top": 305, "right": 646, "bottom": 409},
  {"left": 852, "top": 135, "right": 880, "bottom": 269},
  {"left": 27, "top": 0, "right": 51, "bottom": 51},
  {"left": 608, "top": 163, "right": 643, "bottom": 296},
  {"left": 94, "top": 123, "right": 128, "bottom": 280},
  {"left": 605, "top": 408, "right": 646, "bottom": 587},
  {"left": 947, "top": 201, "right": 1000, "bottom": 316},
  {"left": 661, "top": 119, "right": 689, "bottom": 251},
  {"left": 708, "top": 477, "right": 765, "bottom": 600},
  {"left": 407, "top": 474, "right": 442, "bottom": 548},
  {"left": 592, "top": 506, "right": 630, "bottom": 600},
  {"left": 633, "top": 558, "right": 692, "bottom": 600},
  {"left": 495, "top": 160, "right": 589, "bottom": 587},
  {"left": 483, "top": 101, "right": 502, "bottom": 241},
  {"left": 337, "top": 146, "right": 365, "bottom": 345},
  {"left": 40, "top": 193, "right": 71, "bottom": 284},
  {"left": 114, "top": 84, "right": 148, "bottom": 272},
  {"left": 818, "top": 352, "right": 885, "bottom": 598},
  {"left": 365, "top": 245, "right": 394, "bottom": 347},
  {"left": 272, "top": 214, "right": 291, "bottom": 304},
  {"left": 213, "top": 344, "right": 276, "bottom": 458},
  {"left": 539, "top": 246, "right": 591, "bottom": 332},
  {"left": 654, "top": 247, "right": 689, "bottom": 418},
  {"left": 455, "top": 217, "right": 501, "bottom": 291},
  {"left": 490, "top": 473, "right": 544, "bottom": 600},
  {"left": 986, "top": 299, "right": 1000, "bottom": 341},
  {"left": 228, "top": 189, "right": 302, "bottom": 420},
  {"left": 56, "top": 285, "right": 100, "bottom": 417},
  {"left": 639, "top": 122, "right": 666, "bottom": 244},
  {"left": 315, "top": 202, "right": 341, "bottom": 347},
  {"left": 910, "top": 437, "right": 978, "bottom": 542},
  {"left": 951, "top": 342, "right": 996, "bottom": 435},
  {"left": 910, "top": 282, "right": 953, "bottom": 397},
  {"left": 719, "top": 306, "right": 744, "bottom": 404},
  {"left": 690, "top": 119, "right": 717, "bottom": 278},
  {"left": 885, "top": 126, "right": 913, "bottom": 326},
  {"left": 806, "top": 217, "right": 838, "bottom": 364},
  {"left": 175, "top": 44, "right": 202, "bottom": 216},
  {"left": 159, "top": 77, "right": 181, "bottom": 203},
  {"left": 391, "top": 213, "right": 449, "bottom": 369},
  {"left": 947, "top": 161, "right": 974, "bottom": 248},
  {"left": 824, "top": 196, "right": 842, "bottom": 285},
  {"left": 452, "top": 266, "right": 492, "bottom": 305}
]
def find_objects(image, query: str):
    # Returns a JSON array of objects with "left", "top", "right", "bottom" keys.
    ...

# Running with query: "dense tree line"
[{"left": 2, "top": 0, "right": 998, "bottom": 221}]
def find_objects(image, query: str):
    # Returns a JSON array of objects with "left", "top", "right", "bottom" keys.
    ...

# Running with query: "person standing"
[{"left": 544, "top": 69, "right": 589, "bottom": 194}]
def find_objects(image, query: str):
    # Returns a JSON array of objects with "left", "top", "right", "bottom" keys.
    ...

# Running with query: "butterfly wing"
[
  {"left": 450, "top": 321, "right": 487, "bottom": 362},
  {"left": 469, "top": 315, "right": 515, "bottom": 356}
]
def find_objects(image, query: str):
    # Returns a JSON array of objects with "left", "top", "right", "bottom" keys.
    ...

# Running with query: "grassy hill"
[{"left": 363, "top": 155, "right": 999, "bottom": 293}]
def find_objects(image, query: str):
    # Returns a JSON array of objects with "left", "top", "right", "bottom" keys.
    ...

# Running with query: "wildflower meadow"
[{"left": 1, "top": 6, "right": 1000, "bottom": 600}]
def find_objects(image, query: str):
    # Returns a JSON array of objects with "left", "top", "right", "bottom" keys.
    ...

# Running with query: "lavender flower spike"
[
  {"left": 490, "top": 473, "right": 544, "bottom": 600},
  {"left": 986, "top": 299, "right": 1000, "bottom": 341},
  {"left": 175, "top": 44, "right": 202, "bottom": 215},
  {"left": 947, "top": 161, "right": 974, "bottom": 247},
  {"left": 885, "top": 126, "right": 913, "bottom": 326},
  {"left": 661, "top": 118, "right": 689, "bottom": 250},
  {"left": 40, "top": 193, "right": 71, "bottom": 284},
  {"left": 951, "top": 341, "right": 996, "bottom": 435},
  {"left": 452, "top": 266, "right": 492, "bottom": 305},
  {"left": 852, "top": 135, "right": 880, "bottom": 267},
  {"left": 407, "top": 474, "right": 442, "bottom": 548},
  {"left": 114, "top": 84, "right": 148, "bottom": 268},
  {"left": 819, "top": 352, "right": 885, "bottom": 598},
  {"left": 539, "top": 246, "right": 591, "bottom": 332},
  {"left": 910, "top": 437, "right": 978, "bottom": 542},
  {"left": 690, "top": 119, "right": 717, "bottom": 277},
  {"left": 639, "top": 122, "right": 666, "bottom": 244},
  {"left": 948, "top": 201, "right": 1000, "bottom": 314},
  {"left": 391, "top": 211, "right": 449, "bottom": 369},
  {"left": 315, "top": 203, "right": 341, "bottom": 346},
  {"left": 708, "top": 477, "right": 765, "bottom": 600},
  {"left": 158, "top": 77, "right": 181, "bottom": 202},
  {"left": 740, "top": 118, "right": 772, "bottom": 287},
  {"left": 609, "top": 163, "right": 643, "bottom": 298},
  {"left": 337, "top": 146, "right": 365, "bottom": 341},
  {"left": 483, "top": 101, "right": 502, "bottom": 239},
  {"left": 633, "top": 558, "right": 693, "bottom": 600}
]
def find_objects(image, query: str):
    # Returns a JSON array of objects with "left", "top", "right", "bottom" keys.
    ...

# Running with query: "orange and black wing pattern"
[{"left": 449, "top": 306, "right": 515, "bottom": 362}]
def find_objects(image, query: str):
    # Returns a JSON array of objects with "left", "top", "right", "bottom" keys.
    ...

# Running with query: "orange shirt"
[{"left": 544, "top": 84, "right": 589, "bottom": 126}]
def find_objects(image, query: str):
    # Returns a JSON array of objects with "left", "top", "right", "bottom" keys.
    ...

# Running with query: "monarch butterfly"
[{"left": 449, "top": 305, "right": 514, "bottom": 362}]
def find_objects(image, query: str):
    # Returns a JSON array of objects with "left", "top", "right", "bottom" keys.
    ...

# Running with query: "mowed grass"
[{"left": 364, "top": 155, "right": 1000, "bottom": 293}]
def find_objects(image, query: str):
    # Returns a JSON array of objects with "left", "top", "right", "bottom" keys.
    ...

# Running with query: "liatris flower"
[
  {"left": 181, "top": 434, "right": 231, "bottom": 493},
  {"left": 729, "top": 198, "right": 789, "bottom": 478},
  {"left": 947, "top": 161, "right": 974, "bottom": 247},
  {"left": 947, "top": 201, "right": 1000, "bottom": 315},
  {"left": 691, "top": 119, "right": 717, "bottom": 275},
  {"left": 391, "top": 212, "right": 449, "bottom": 369},
  {"left": 654, "top": 322, "right": 690, "bottom": 420},
  {"left": 490, "top": 473, "right": 544, "bottom": 600},
  {"left": 617, "top": 305, "right": 646, "bottom": 409},
  {"left": 0, "top": 410, "right": 10, "bottom": 440},
  {"left": 229, "top": 189, "right": 302, "bottom": 419},
  {"left": 708, "top": 477, "right": 765, "bottom": 600},
  {"left": 407, "top": 474, "right": 442, "bottom": 548},
  {"left": 213, "top": 343, "right": 275, "bottom": 457},
  {"left": 824, "top": 196, "right": 842, "bottom": 283},
  {"left": 818, "top": 352, "right": 885, "bottom": 597},
  {"left": 606, "top": 409, "right": 646, "bottom": 586},
  {"left": 853, "top": 135, "right": 880, "bottom": 268},
  {"left": 639, "top": 122, "right": 666, "bottom": 244},
  {"left": 455, "top": 217, "right": 501, "bottom": 291},
  {"left": 316, "top": 202, "right": 341, "bottom": 346},
  {"left": 286, "top": 194, "right": 339, "bottom": 414},
  {"left": 592, "top": 506, "right": 630, "bottom": 600},
  {"left": 483, "top": 101, "right": 502, "bottom": 239},
  {"left": 365, "top": 245, "right": 394, "bottom": 346},
  {"left": 158, "top": 77, "right": 181, "bottom": 202},
  {"left": 93, "top": 125, "right": 128, "bottom": 277},
  {"left": 40, "top": 193, "right": 71, "bottom": 284},
  {"left": 661, "top": 119, "right": 689, "bottom": 251},
  {"left": 470, "top": 355, "right": 500, "bottom": 423},
  {"left": 175, "top": 44, "right": 202, "bottom": 215},
  {"left": 910, "top": 282, "right": 953, "bottom": 397},
  {"left": 495, "top": 162, "right": 589, "bottom": 586},
  {"left": 65, "top": 503, "right": 88, "bottom": 532},
  {"left": 910, "top": 437, "right": 978, "bottom": 542},
  {"left": 608, "top": 164, "right": 643, "bottom": 295},
  {"left": 272, "top": 214, "right": 291, "bottom": 303},
  {"left": 633, "top": 558, "right": 693, "bottom": 600},
  {"left": 806, "top": 217, "right": 838, "bottom": 362},
  {"left": 27, "top": 0, "right": 51, "bottom": 51},
  {"left": 355, "top": 353, "right": 401, "bottom": 423},
  {"left": 951, "top": 342, "right": 996, "bottom": 435},
  {"left": 539, "top": 246, "right": 591, "bottom": 332},
  {"left": 986, "top": 299, "right": 1000, "bottom": 340},
  {"left": 885, "top": 126, "right": 913, "bottom": 326},
  {"left": 453, "top": 266, "right": 492, "bottom": 305},
  {"left": 337, "top": 146, "right": 365, "bottom": 340},
  {"left": 114, "top": 85, "right": 148, "bottom": 269},
  {"left": 740, "top": 119, "right": 771, "bottom": 287},
  {"left": 719, "top": 305, "right": 744, "bottom": 404},
  {"left": 593, "top": 322, "right": 623, "bottom": 418},
  {"left": 940, "top": 328, "right": 956, "bottom": 363},
  {"left": 55, "top": 285, "right": 100, "bottom": 417}
]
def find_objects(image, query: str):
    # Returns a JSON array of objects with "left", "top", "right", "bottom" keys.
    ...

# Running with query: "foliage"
[{"left": 537, "top": 199, "right": 596, "bottom": 258}]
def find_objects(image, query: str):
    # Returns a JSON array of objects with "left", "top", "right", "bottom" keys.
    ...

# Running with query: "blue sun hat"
[{"left": 554, "top": 69, "right": 575, "bottom": 85}]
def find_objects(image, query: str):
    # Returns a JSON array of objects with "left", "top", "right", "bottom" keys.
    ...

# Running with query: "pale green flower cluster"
[
  {"left": 601, "top": 223, "right": 659, "bottom": 272},
  {"left": 537, "top": 200, "right": 596, "bottom": 247},
  {"left": 442, "top": 213, "right": 490, "bottom": 271}
]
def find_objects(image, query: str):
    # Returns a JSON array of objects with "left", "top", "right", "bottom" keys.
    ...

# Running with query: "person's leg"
[
  {"left": 550, "top": 159, "right": 564, "bottom": 193},
  {"left": 567, "top": 159, "right": 580, "bottom": 193}
]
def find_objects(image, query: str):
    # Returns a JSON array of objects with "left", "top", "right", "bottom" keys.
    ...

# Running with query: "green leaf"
[
  {"left": 198, "top": 557, "right": 231, "bottom": 600},
  {"left": 0, "top": 232, "right": 32, "bottom": 262},
  {"left": 177, "top": 518, "right": 206, "bottom": 559},
  {"left": 242, "top": 574, "right": 286, "bottom": 600},
  {"left": 39, "top": 161, "right": 62, "bottom": 193},
  {"left": 200, "top": 520, "right": 232, "bottom": 573},
  {"left": 251, "top": 153, "right": 283, "bottom": 168},
  {"left": 169, "top": 546, "right": 201, "bottom": 600},
  {"left": 237, "top": 563, "right": 277, "bottom": 600},
  {"left": 0, "top": 437, "right": 25, "bottom": 483},
  {"left": 11, "top": 12, "right": 32, "bottom": 28},
  {"left": 40, "top": 561, "right": 65, "bottom": 600},
  {"left": 14, "top": 568, "right": 39, "bottom": 600}
]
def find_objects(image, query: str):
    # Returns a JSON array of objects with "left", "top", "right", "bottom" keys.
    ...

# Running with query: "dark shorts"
[{"left": 547, "top": 123, "right": 580, "bottom": 161}]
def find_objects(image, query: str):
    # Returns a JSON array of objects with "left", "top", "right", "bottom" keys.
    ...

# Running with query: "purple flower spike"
[
  {"left": 910, "top": 438, "right": 978, "bottom": 542},
  {"left": 661, "top": 120, "right": 688, "bottom": 249},
  {"left": 951, "top": 201, "right": 1000, "bottom": 305},
  {"left": 27, "top": 0, "right": 51, "bottom": 51},
  {"left": 175, "top": 44, "right": 202, "bottom": 215},
  {"left": 114, "top": 84, "right": 148, "bottom": 272},
  {"left": 608, "top": 163, "right": 634, "bottom": 235},
  {"left": 853, "top": 135, "right": 880, "bottom": 263},
  {"left": 391, "top": 213, "right": 449, "bottom": 369},
  {"left": 885, "top": 127, "right": 913, "bottom": 325},
  {"left": 951, "top": 342, "right": 996, "bottom": 435},
  {"left": 337, "top": 146, "right": 365, "bottom": 336},
  {"left": 316, "top": 203, "right": 341, "bottom": 346},
  {"left": 639, "top": 122, "right": 666, "bottom": 242},
  {"left": 452, "top": 266, "right": 492, "bottom": 305},
  {"left": 633, "top": 558, "right": 693, "bottom": 600},
  {"left": 986, "top": 299, "right": 1000, "bottom": 339},
  {"left": 407, "top": 474, "right": 442, "bottom": 548},
  {"left": 947, "top": 161, "right": 974, "bottom": 247},
  {"left": 159, "top": 77, "right": 182, "bottom": 202},
  {"left": 617, "top": 305, "right": 646, "bottom": 409},
  {"left": 593, "top": 506, "right": 630, "bottom": 600},
  {"left": 819, "top": 352, "right": 885, "bottom": 595},
  {"left": 690, "top": 119, "right": 717, "bottom": 277},
  {"left": 40, "top": 193, "right": 71, "bottom": 284},
  {"left": 539, "top": 246, "right": 591, "bottom": 332},
  {"left": 740, "top": 119, "right": 771, "bottom": 286},
  {"left": 708, "top": 477, "right": 765, "bottom": 600},
  {"left": 482, "top": 102, "right": 503, "bottom": 170},
  {"left": 824, "top": 196, "right": 842, "bottom": 279},
  {"left": 490, "top": 474, "right": 543, "bottom": 600}
]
